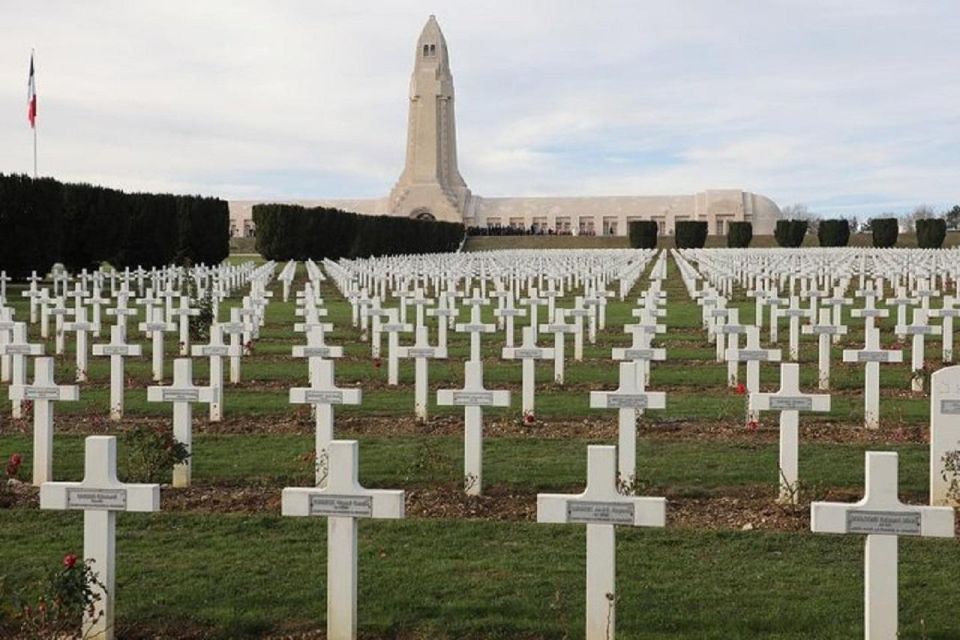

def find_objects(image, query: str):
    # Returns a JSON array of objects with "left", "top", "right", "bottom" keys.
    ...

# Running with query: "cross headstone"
[
  {"left": 895, "top": 308, "right": 941, "bottom": 392},
  {"left": 40, "top": 435, "right": 160, "bottom": 640},
  {"left": 454, "top": 300, "right": 495, "bottom": 362},
  {"left": 381, "top": 309, "right": 412, "bottom": 386},
  {"left": 396, "top": 326, "right": 447, "bottom": 421},
  {"left": 219, "top": 307, "right": 250, "bottom": 384},
  {"left": 932, "top": 295, "right": 960, "bottom": 363},
  {"left": 537, "top": 445, "right": 666, "bottom": 640},
  {"left": 811, "top": 452, "right": 954, "bottom": 640},
  {"left": 929, "top": 365, "right": 960, "bottom": 506},
  {"left": 749, "top": 363, "right": 830, "bottom": 503},
  {"left": 543, "top": 309, "right": 576, "bottom": 384},
  {"left": 725, "top": 326, "right": 782, "bottom": 423},
  {"left": 281, "top": 440, "right": 404, "bottom": 640},
  {"left": 191, "top": 324, "right": 241, "bottom": 422},
  {"left": 146, "top": 358, "right": 214, "bottom": 487},
  {"left": 437, "top": 360, "right": 511, "bottom": 495},
  {"left": 843, "top": 328, "right": 904, "bottom": 429},
  {"left": 802, "top": 308, "right": 848, "bottom": 390},
  {"left": 92, "top": 325, "right": 143, "bottom": 421},
  {"left": 139, "top": 306, "right": 175, "bottom": 382},
  {"left": 9, "top": 356, "right": 79, "bottom": 485},
  {"left": 502, "top": 325, "right": 554, "bottom": 417},
  {"left": 589, "top": 362, "right": 665, "bottom": 487},
  {"left": 63, "top": 306, "right": 96, "bottom": 382},
  {"left": 1, "top": 322, "right": 44, "bottom": 418},
  {"left": 172, "top": 295, "right": 201, "bottom": 355},
  {"left": 289, "top": 359, "right": 362, "bottom": 486},
  {"left": 781, "top": 296, "right": 811, "bottom": 361}
]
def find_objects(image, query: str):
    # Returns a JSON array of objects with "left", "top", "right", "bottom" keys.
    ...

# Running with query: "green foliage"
[
  {"left": 945, "top": 205, "right": 960, "bottom": 231},
  {"left": 627, "top": 221, "right": 658, "bottom": 249},
  {"left": 674, "top": 221, "right": 708, "bottom": 248},
  {"left": 252, "top": 204, "right": 465, "bottom": 260},
  {"left": 121, "top": 424, "right": 191, "bottom": 483},
  {"left": 0, "top": 173, "right": 228, "bottom": 277},
  {"left": 774, "top": 219, "right": 808, "bottom": 247},
  {"left": 726, "top": 221, "right": 753, "bottom": 248},
  {"left": 916, "top": 218, "right": 947, "bottom": 249},
  {"left": 817, "top": 219, "right": 850, "bottom": 247},
  {"left": 871, "top": 217, "right": 899, "bottom": 248}
]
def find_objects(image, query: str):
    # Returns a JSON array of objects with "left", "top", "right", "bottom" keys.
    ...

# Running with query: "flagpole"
[{"left": 33, "top": 48, "right": 37, "bottom": 178}]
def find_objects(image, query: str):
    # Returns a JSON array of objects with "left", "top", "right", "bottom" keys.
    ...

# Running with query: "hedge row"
[
  {"left": 774, "top": 219, "right": 809, "bottom": 247},
  {"left": 0, "top": 173, "right": 229, "bottom": 277},
  {"left": 871, "top": 218, "right": 899, "bottom": 248},
  {"left": 627, "top": 221, "right": 658, "bottom": 249},
  {"left": 675, "top": 221, "right": 708, "bottom": 248},
  {"left": 916, "top": 218, "right": 947, "bottom": 249},
  {"left": 727, "top": 222, "right": 753, "bottom": 248},
  {"left": 252, "top": 204, "right": 465, "bottom": 260},
  {"left": 818, "top": 219, "right": 850, "bottom": 247}
]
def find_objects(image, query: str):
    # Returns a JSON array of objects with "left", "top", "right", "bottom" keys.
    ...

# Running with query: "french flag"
[{"left": 27, "top": 53, "right": 37, "bottom": 128}]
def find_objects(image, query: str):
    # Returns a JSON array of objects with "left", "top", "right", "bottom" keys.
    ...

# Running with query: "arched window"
[{"left": 423, "top": 44, "right": 430, "bottom": 57}]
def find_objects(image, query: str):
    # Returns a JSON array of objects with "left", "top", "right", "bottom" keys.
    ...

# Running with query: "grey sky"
[{"left": 0, "top": 0, "right": 957, "bottom": 216}]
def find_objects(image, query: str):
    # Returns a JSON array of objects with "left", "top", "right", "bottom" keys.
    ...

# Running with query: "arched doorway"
[{"left": 411, "top": 208, "right": 435, "bottom": 221}]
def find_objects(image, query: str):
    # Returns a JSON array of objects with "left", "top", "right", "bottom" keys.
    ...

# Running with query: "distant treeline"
[
  {"left": 0, "top": 173, "right": 229, "bottom": 277},
  {"left": 253, "top": 204, "right": 465, "bottom": 260}
]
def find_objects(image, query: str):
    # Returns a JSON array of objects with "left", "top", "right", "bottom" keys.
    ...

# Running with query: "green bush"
[
  {"left": 0, "top": 173, "right": 228, "bottom": 277},
  {"left": 916, "top": 218, "right": 947, "bottom": 249},
  {"left": 871, "top": 218, "right": 899, "bottom": 248},
  {"left": 628, "top": 221, "right": 658, "bottom": 249},
  {"left": 774, "top": 219, "right": 808, "bottom": 247},
  {"left": 817, "top": 219, "right": 850, "bottom": 247},
  {"left": 674, "top": 221, "right": 708, "bottom": 248},
  {"left": 253, "top": 204, "right": 465, "bottom": 260},
  {"left": 727, "top": 222, "right": 753, "bottom": 248}
]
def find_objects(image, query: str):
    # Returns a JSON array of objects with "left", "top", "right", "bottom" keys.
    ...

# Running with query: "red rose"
[
  {"left": 63, "top": 553, "right": 78, "bottom": 569},
  {"left": 9, "top": 454, "right": 21, "bottom": 466},
  {"left": 373, "top": 358, "right": 382, "bottom": 369},
  {"left": 747, "top": 419, "right": 759, "bottom": 432},
  {"left": 735, "top": 383, "right": 746, "bottom": 395},
  {"left": 524, "top": 413, "right": 535, "bottom": 425}
]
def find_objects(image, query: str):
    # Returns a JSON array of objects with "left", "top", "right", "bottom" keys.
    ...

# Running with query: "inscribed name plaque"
[
  {"left": 769, "top": 397, "right": 814, "bottom": 411},
  {"left": 102, "top": 346, "right": 131, "bottom": 356},
  {"left": 162, "top": 389, "right": 200, "bottom": 402},
  {"left": 846, "top": 510, "right": 921, "bottom": 536},
  {"left": 304, "top": 390, "right": 344, "bottom": 404},
  {"left": 452, "top": 391, "right": 493, "bottom": 405},
  {"left": 66, "top": 488, "right": 127, "bottom": 510},
  {"left": 301, "top": 347, "right": 335, "bottom": 357},
  {"left": 857, "top": 352, "right": 890, "bottom": 363},
  {"left": 5, "top": 345, "right": 33, "bottom": 355},
  {"left": 941, "top": 400, "right": 960, "bottom": 415},
  {"left": 622, "top": 349, "right": 654, "bottom": 359},
  {"left": 309, "top": 494, "right": 373, "bottom": 518},
  {"left": 607, "top": 394, "right": 649, "bottom": 409},
  {"left": 407, "top": 348, "right": 436, "bottom": 358},
  {"left": 738, "top": 350, "right": 771, "bottom": 361},
  {"left": 567, "top": 501, "right": 635, "bottom": 525},
  {"left": 514, "top": 349, "right": 543, "bottom": 358},
  {"left": 199, "top": 346, "right": 230, "bottom": 356},
  {"left": 25, "top": 387, "right": 63, "bottom": 401}
]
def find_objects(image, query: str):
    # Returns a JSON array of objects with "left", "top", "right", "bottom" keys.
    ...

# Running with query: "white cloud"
[{"left": 0, "top": 0, "right": 957, "bottom": 216}]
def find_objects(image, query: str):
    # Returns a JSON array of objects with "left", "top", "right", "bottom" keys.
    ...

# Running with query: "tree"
[
  {"left": 780, "top": 204, "right": 819, "bottom": 233},
  {"left": 900, "top": 204, "right": 936, "bottom": 233},
  {"left": 945, "top": 205, "right": 960, "bottom": 231}
]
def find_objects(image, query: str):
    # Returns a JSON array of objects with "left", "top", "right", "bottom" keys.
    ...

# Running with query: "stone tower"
[{"left": 389, "top": 15, "right": 471, "bottom": 223}]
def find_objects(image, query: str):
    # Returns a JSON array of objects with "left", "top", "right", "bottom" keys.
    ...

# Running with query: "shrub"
[
  {"left": 727, "top": 222, "right": 753, "bottom": 248},
  {"left": 871, "top": 218, "right": 899, "bottom": 248},
  {"left": 628, "top": 221, "right": 658, "bottom": 249},
  {"left": 774, "top": 219, "right": 808, "bottom": 247},
  {"left": 674, "top": 221, "right": 708, "bottom": 248},
  {"left": 916, "top": 218, "right": 947, "bottom": 249},
  {"left": 818, "top": 219, "right": 850, "bottom": 247},
  {"left": 121, "top": 424, "right": 190, "bottom": 483}
]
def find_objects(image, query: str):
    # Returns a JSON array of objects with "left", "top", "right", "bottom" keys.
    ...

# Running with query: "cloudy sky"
[{"left": 0, "top": 1, "right": 957, "bottom": 217}]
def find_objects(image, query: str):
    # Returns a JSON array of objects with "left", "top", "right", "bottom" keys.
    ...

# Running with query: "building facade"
[{"left": 229, "top": 16, "right": 781, "bottom": 238}]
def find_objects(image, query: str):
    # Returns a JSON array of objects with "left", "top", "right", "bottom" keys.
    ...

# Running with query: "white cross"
[
  {"left": 537, "top": 445, "right": 666, "bottom": 640},
  {"left": 139, "top": 306, "right": 175, "bottom": 382},
  {"left": 590, "top": 362, "right": 666, "bottom": 487},
  {"left": 567, "top": 297, "right": 591, "bottom": 361},
  {"left": 40, "top": 435, "right": 160, "bottom": 640},
  {"left": 0, "top": 306, "right": 14, "bottom": 383},
  {"left": 725, "top": 326, "right": 782, "bottom": 423},
  {"left": 49, "top": 296, "right": 71, "bottom": 355},
  {"left": 10, "top": 356, "right": 79, "bottom": 485},
  {"left": 1, "top": 322, "right": 44, "bottom": 418},
  {"left": 822, "top": 285, "right": 852, "bottom": 344},
  {"left": 437, "top": 360, "right": 511, "bottom": 495},
  {"left": 281, "top": 440, "right": 404, "bottom": 640},
  {"left": 749, "top": 363, "right": 830, "bottom": 503},
  {"left": 716, "top": 308, "right": 747, "bottom": 385},
  {"left": 502, "top": 325, "right": 554, "bottom": 416},
  {"left": 930, "top": 365, "right": 960, "bottom": 506},
  {"left": 293, "top": 324, "right": 344, "bottom": 387},
  {"left": 191, "top": 324, "right": 241, "bottom": 422},
  {"left": 781, "top": 295, "right": 812, "bottom": 361},
  {"left": 219, "top": 307, "right": 251, "bottom": 383},
  {"left": 543, "top": 309, "right": 576, "bottom": 384},
  {"left": 811, "top": 451, "right": 954, "bottom": 640},
  {"left": 885, "top": 286, "right": 917, "bottom": 341},
  {"left": 426, "top": 295, "right": 457, "bottom": 349},
  {"left": 895, "top": 308, "right": 941, "bottom": 392},
  {"left": 172, "top": 295, "right": 201, "bottom": 355},
  {"left": 455, "top": 300, "right": 495, "bottom": 362},
  {"left": 289, "top": 359, "right": 361, "bottom": 486},
  {"left": 396, "top": 326, "right": 447, "bottom": 421},
  {"left": 802, "top": 307, "right": 848, "bottom": 390},
  {"left": 92, "top": 325, "right": 143, "bottom": 421},
  {"left": 146, "top": 358, "right": 215, "bottom": 487},
  {"left": 519, "top": 289, "right": 544, "bottom": 341},
  {"left": 931, "top": 295, "right": 960, "bottom": 363},
  {"left": 852, "top": 293, "right": 889, "bottom": 334},
  {"left": 842, "top": 328, "right": 903, "bottom": 429},
  {"left": 105, "top": 294, "right": 137, "bottom": 336},
  {"left": 63, "top": 306, "right": 96, "bottom": 382},
  {"left": 494, "top": 293, "right": 526, "bottom": 349},
  {"left": 381, "top": 309, "right": 413, "bottom": 386}
]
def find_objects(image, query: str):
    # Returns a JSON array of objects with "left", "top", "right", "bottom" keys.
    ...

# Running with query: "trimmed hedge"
[
  {"left": 628, "top": 221, "right": 658, "bottom": 249},
  {"left": 818, "top": 219, "right": 850, "bottom": 247},
  {"left": 774, "top": 219, "right": 808, "bottom": 247},
  {"left": 871, "top": 218, "right": 899, "bottom": 248},
  {"left": 0, "top": 173, "right": 228, "bottom": 277},
  {"left": 674, "top": 221, "right": 708, "bottom": 249},
  {"left": 727, "top": 222, "right": 753, "bottom": 248},
  {"left": 252, "top": 204, "right": 464, "bottom": 260},
  {"left": 916, "top": 218, "right": 947, "bottom": 249}
]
